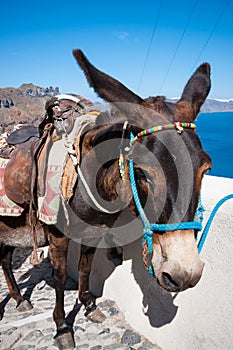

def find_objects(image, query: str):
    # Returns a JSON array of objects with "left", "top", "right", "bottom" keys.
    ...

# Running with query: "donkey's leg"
[
  {"left": 78, "top": 245, "right": 106, "bottom": 323},
  {"left": 48, "top": 230, "right": 75, "bottom": 350},
  {"left": 78, "top": 245, "right": 96, "bottom": 312},
  {"left": 0, "top": 245, "right": 32, "bottom": 316}
]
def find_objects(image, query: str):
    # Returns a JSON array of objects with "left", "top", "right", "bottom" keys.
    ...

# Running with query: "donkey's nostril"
[{"left": 161, "top": 272, "right": 180, "bottom": 291}]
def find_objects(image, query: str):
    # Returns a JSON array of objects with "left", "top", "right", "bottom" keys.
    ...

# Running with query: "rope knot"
[{"left": 143, "top": 227, "right": 154, "bottom": 237}]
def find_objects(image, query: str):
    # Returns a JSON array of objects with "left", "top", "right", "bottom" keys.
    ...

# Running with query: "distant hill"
[
  {"left": 167, "top": 97, "right": 233, "bottom": 113},
  {"left": 0, "top": 83, "right": 232, "bottom": 133},
  {"left": 201, "top": 98, "right": 233, "bottom": 113}
]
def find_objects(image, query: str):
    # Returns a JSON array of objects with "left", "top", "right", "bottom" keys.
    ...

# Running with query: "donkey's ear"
[
  {"left": 73, "top": 49, "right": 147, "bottom": 105},
  {"left": 177, "top": 63, "right": 211, "bottom": 119}
]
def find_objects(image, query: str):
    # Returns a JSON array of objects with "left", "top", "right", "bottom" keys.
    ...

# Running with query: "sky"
[{"left": 1, "top": 0, "right": 233, "bottom": 102}]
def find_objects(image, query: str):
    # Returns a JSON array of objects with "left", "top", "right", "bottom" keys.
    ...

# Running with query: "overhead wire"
[
  {"left": 158, "top": 0, "right": 199, "bottom": 94},
  {"left": 137, "top": 0, "right": 230, "bottom": 97},
  {"left": 190, "top": 0, "right": 231, "bottom": 71},
  {"left": 137, "top": 0, "right": 163, "bottom": 93}
]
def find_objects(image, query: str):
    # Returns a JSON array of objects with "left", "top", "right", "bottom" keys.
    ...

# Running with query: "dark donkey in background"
[{"left": 0, "top": 49, "right": 212, "bottom": 349}]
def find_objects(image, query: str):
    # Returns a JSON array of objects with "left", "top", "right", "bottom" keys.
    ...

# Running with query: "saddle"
[
  {"left": 2, "top": 93, "right": 94, "bottom": 206},
  {"left": 0, "top": 124, "right": 53, "bottom": 265},
  {"left": 1, "top": 94, "right": 87, "bottom": 204},
  {"left": 6, "top": 125, "right": 40, "bottom": 145},
  {"left": 0, "top": 125, "right": 40, "bottom": 159},
  {"left": 3, "top": 124, "right": 53, "bottom": 205}
]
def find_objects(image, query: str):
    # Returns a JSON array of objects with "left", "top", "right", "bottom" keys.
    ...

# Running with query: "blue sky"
[{"left": 1, "top": 0, "right": 232, "bottom": 101}]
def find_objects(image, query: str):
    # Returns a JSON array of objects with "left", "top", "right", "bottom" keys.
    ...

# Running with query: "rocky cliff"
[
  {"left": 0, "top": 84, "right": 92, "bottom": 133},
  {"left": 0, "top": 84, "right": 60, "bottom": 133}
]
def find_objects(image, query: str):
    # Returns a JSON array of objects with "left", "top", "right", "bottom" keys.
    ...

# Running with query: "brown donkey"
[{"left": 0, "top": 49, "right": 211, "bottom": 349}]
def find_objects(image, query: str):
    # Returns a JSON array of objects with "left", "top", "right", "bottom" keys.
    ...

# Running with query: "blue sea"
[{"left": 196, "top": 112, "right": 233, "bottom": 178}]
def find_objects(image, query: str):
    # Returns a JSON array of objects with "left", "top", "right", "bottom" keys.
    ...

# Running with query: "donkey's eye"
[
  {"left": 135, "top": 168, "right": 154, "bottom": 188},
  {"left": 135, "top": 168, "right": 146, "bottom": 181}
]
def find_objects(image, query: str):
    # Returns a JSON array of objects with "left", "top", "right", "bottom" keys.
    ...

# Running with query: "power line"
[
  {"left": 191, "top": 0, "right": 231, "bottom": 71},
  {"left": 137, "top": 0, "right": 163, "bottom": 93},
  {"left": 137, "top": 0, "right": 230, "bottom": 97},
  {"left": 158, "top": 0, "right": 199, "bottom": 94}
]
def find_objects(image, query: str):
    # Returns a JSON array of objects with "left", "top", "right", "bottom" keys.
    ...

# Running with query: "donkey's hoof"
[
  {"left": 0, "top": 309, "right": 4, "bottom": 320},
  {"left": 54, "top": 331, "right": 75, "bottom": 350},
  {"left": 85, "top": 307, "right": 106, "bottom": 323},
  {"left": 16, "top": 300, "right": 33, "bottom": 312}
]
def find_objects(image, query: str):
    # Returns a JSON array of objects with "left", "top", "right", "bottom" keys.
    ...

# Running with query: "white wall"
[{"left": 67, "top": 176, "right": 233, "bottom": 350}]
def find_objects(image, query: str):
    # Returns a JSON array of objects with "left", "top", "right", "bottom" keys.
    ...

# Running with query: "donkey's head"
[{"left": 73, "top": 49, "right": 212, "bottom": 292}]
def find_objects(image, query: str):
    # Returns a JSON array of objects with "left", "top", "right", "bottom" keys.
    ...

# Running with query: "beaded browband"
[
  {"left": 119, "top": 121, "right": 196, "bottom": 180},
  {"left": 131, "top": 121, "right": 196, "bottom": 145}
]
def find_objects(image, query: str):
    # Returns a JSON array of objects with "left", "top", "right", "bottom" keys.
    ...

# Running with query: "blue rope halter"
[
  {"left": 120, "top": 123, "right": 233, "bottom": 277},
  {"left": 129, "top": 157, "right": 206, "bottom": 276},
  {"left": 129, "top": 131, "right": 205, "bottom": 276},
  {"left": 125, "top": 126, "right": 204, "bottom": 276}
]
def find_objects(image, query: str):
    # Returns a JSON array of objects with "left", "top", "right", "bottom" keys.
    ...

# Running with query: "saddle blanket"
[
  {"left": 0, "top": 158, "right": 24, "bottom": 216},
  {"left": 37, "top": 111, "right": 98, "bottom": 224},
  {"left": 37, "top": 163, "right": 64, "bottom": 224}
]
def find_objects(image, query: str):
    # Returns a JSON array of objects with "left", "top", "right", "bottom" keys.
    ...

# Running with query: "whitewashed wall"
[{"left": 67, "top": 176, "right": 233, "bottom": 350}]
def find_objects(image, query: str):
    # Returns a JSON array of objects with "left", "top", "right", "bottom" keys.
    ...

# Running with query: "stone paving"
[{"left": 0, "top": 247, "right": 161, "bottom": 350}]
